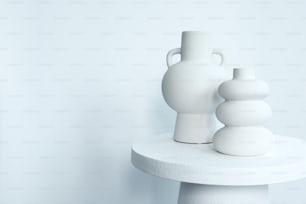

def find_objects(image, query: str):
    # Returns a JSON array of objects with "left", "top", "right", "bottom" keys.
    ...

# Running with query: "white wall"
[{"left": 0, "top": 0, "right": 305, "bottom": 203}]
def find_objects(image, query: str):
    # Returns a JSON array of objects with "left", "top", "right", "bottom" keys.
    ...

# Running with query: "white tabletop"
[{"left": 132, "top": 134, "right": 306, "bottom": 186}]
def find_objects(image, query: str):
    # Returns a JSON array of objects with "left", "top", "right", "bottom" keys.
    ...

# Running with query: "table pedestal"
[{"left": 178, "top": 182, "right": 268, "bottom": 204}]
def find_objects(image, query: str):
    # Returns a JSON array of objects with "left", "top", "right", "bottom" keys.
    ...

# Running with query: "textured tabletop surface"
[{"left": 132, "top": 134, "right": 306, "bottom": 186}]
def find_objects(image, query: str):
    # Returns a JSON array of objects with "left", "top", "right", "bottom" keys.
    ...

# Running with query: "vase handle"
[
  {"left": 166, "top": 48, "right": 181, "bottom": 68},
  {"left": 212, "top": 49, "right": 224, "bottom": 65}
]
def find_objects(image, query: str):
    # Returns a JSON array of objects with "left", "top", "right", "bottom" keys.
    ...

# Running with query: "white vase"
[
  {"left": 213, "top": 68, "right": 273, "bottom": 156},
  {"left": 162, "top": 31, "right": 228, "bottom": 144}
]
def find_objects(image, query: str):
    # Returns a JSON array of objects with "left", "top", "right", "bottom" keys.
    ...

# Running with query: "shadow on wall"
[
  {"left": 151, "top": 96, "right": 175, "bottom": 135},
  {"left": 126, "top": 164, "right": 179, "bottom": 204},
  {"left": 125, "top": 96, "right": 178, "bottom": 203}
]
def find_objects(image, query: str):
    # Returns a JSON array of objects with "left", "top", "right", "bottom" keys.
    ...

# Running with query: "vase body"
[
  {"left": 162, "top": 31, "right": 228, "bottom": 144},
  {"left": 213, "top": 68, "right": 273, "bottom": 156}
]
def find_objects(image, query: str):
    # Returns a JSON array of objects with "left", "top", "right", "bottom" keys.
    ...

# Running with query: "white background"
[{"left": 0, "top": 0, "right": 305, "bottom": 203}]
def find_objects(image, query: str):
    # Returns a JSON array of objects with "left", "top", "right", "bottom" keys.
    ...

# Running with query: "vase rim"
[{"left": 182, "top": 31, "right": 209, "bottom": 35}]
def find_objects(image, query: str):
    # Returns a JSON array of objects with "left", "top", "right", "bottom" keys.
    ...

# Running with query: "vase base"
[{"left": 174, "top": 113, "right": 215, "bottom": 144}]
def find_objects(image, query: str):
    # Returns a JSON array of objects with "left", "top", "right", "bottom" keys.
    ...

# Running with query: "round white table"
[{"left": 131, "top": 134, "right": 306, "bottom": 204}]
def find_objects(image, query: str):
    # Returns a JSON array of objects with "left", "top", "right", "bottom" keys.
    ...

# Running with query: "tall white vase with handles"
[
  {"left": 213, "top": 68, "right": 273, "bottom": 156},
  {"left": 162, "top": 31, "right": 228, "bottom": 144}
]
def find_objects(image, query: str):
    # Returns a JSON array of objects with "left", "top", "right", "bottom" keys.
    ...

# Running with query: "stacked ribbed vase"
[{"left": 213, "top": 68, "right": 273, "bottom": 156}]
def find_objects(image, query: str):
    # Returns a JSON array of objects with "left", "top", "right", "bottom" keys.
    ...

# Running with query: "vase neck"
[
  {"left": 233, "top": 68, "right": 256, "bottom": 80},
  {"left": 180, "top": 31, "right": 213, "bottom": 61}
]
